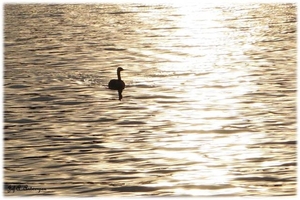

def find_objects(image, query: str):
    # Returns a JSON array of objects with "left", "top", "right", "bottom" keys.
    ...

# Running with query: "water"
[{"left": 4, "top": 3, "right": 296, "bottom": 197}]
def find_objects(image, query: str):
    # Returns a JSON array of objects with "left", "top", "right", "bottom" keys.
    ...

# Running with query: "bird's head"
[{"left": 117, "top": 67, "right": 124, "bottom": 72}]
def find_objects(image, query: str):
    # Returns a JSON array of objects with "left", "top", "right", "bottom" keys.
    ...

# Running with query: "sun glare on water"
[{"left": 139, "top": 3, "right": 266, "bottom": 195}]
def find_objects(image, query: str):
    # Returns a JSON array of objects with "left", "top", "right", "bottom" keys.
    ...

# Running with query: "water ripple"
[{"left": 4, "top": 3, "right": 296, "bottom": 197}]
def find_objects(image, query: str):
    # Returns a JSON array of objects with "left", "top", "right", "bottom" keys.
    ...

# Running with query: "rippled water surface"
[{"left": 4, "top": 3, "right": 296, "bottom": 197}]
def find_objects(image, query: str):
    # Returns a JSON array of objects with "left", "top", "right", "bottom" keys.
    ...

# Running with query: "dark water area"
[{"left": 4, "top": 3, "right": 296, "bottom": 197}]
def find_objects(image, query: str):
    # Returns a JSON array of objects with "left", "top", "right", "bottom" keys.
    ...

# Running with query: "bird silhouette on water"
[{"left": 108, "top": 67, "right": 125, "bottom": 100}]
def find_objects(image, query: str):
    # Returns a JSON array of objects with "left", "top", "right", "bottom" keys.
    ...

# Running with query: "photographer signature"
[{"left": 5, "top": 184, "right": 47, "bottom": 193}]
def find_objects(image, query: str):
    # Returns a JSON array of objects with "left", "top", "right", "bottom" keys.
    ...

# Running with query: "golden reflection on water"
[
  {"left": 138, "top": 4, "right": 270, "bottom": 195},
  {"left": 146, "top": 130, "right": 267, "bottom": 196},
  {"left": 4, "top": 3, "right": 296, "bottom": 196}
]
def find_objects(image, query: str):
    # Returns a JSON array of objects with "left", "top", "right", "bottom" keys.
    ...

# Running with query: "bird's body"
[
  {"left": 108, "top": 67, "right": 125, "bottom": 100},
  {"left": 108, "top": 79, "right": 125, "bottom": 90}
]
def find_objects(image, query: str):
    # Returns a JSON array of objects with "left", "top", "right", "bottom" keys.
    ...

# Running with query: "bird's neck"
[{"left": 117, "top": 71, "right": 121, "bottom": 80}]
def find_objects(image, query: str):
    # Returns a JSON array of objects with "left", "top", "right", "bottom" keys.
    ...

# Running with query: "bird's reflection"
[{"left": 118, "top": 89, "right": 123, "bottom": 100}]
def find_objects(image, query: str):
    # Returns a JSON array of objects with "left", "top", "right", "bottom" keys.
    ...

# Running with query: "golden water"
[{"left": 4, "top": 3, "right": 296, "bottom": 197}]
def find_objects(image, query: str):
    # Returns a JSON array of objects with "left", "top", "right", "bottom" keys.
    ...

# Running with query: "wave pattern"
[{"left": 4, "top": 3, "right": 296, "bottom": 197}]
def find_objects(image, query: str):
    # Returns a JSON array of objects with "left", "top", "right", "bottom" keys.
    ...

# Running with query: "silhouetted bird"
[{"left": 108, "top": 67, "right": 125, "bottom": 100}]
